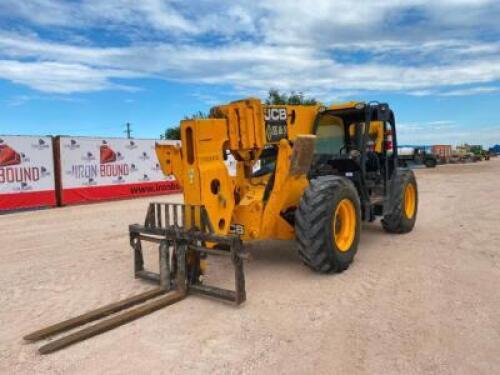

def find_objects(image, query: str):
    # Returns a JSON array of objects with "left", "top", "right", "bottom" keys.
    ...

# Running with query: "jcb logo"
[{"left": 264, "top": 108, "right": 287, "bottom": 122}]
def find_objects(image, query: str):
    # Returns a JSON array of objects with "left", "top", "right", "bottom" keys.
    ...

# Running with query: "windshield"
[{"left": 314, "top": 115, "right": 345, "bottom": 155}]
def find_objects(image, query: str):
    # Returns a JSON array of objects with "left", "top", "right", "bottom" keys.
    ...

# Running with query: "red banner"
[
  {"left": 0, "top": 191, "right": 56, "bottom": 211},
  {"left": 60, "top": 180, "right": 180, "bottom": 204},
  {"left": 57, "top": 137, "right": 180, "bottom": 205},
  {"left": 0, "top": 135, "right": 56, "bottom": 212}
]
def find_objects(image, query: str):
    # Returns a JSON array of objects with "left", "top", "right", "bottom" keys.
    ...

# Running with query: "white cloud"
[
  {"left": 0, "top": 32, "right": 499, "bottom": 95},
  {"left": 439, "top": 86, "right": 500, "bottom": 96},
  {"left": 0, "top": 1, "right": 499, "bottom": 94},
  {"left": 5, "top": 95, "right": 32, "bottom": 107},
  {"left": 0, "top": 60, "right": 141, "bottom": 93},
  {"left": 408, "top": 85, "right": 500, "bottom": 96},
  {"left": 4, "top": 93, "right": 84, "bottom": 106},
  {"left": 0, "top": 0, "right": 78, "bottom": 27}
]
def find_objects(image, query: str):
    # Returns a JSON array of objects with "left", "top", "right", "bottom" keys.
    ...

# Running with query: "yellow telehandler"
[{"left": 25, "top": 98, "right": 418, "bottom": 354}]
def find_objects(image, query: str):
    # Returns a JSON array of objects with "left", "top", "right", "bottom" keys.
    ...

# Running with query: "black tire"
[
  {"left": 382, "top": 170, "right": 418, "bottom": 233},
  {"left": 424, "top": 158, "right": 437, "bottom": 168},
  {"left": 295, "top": 176, "right": 361, "bottom": 273}
]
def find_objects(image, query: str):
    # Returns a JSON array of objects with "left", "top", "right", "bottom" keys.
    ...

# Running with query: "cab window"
[{"left": 315, "top": 115, "right": 345, "bottom": 155}]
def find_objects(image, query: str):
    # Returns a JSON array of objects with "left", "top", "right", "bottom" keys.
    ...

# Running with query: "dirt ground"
[{"left": 1, "top": 159, "right": 499, "bottom": 375}]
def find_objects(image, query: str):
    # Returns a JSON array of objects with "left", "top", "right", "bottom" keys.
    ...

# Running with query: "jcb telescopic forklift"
[
  {"left": 153, "top": 98, "right": 417, "bottom": 272},
  {"left": 25, "top": 98, "right": 418, "bottom": 354}
]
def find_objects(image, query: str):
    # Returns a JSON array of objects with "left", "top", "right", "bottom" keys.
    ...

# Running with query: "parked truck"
[
  {"left": 398, "top": 146, "right": 437, "bottom": 168},
  {"left": 489, "top": 145, "right": 500, "bottom": 156},
  {"left": 431, "top": 145, "right": 452, "bottom": 164},
  {"left": 470, "top": 145, "right": 490, "bottom": 161}
]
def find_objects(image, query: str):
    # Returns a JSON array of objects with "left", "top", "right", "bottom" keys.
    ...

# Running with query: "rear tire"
[
  {"left": 382, "top": 170, "right": 418, "bottom": 233},
  {"left": 295, "top": 176, "right": 361, "bottom": 273}
]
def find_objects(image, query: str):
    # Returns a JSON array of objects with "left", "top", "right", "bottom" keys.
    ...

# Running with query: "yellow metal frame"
[{"left": 155, "top": 99, "right": 366, "bottom": 241}]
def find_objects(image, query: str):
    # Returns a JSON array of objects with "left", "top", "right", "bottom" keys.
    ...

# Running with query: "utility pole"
[{"left": 124, "top": 122, "right": 132, "bottom": 139}]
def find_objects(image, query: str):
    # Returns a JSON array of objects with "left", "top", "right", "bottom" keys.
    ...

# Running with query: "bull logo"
[
  {"left": 82, "top": 151, "right": 96, "bottom": 162},
  {"left": 0, "top": 143, "right": 21, "bottom": 166},
  {"left": 139, "top": 151, "right": 150, "bottom": 161},
  {"left": 126, "top": 140, "right": 138, "bottom": 150},
  {"left": 65, "top": 139, "right": 80, "bottom": 150},
  {"left": 100, "top": 145, "right": 116, "bottom": 164}
]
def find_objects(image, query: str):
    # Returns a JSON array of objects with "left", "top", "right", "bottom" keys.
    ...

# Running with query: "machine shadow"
[
  {"left": 242, "top": 222, "right": 388, "bottom": 270},
  {"left": 244, "top": 240, "right": 304, "bottom": 269}
]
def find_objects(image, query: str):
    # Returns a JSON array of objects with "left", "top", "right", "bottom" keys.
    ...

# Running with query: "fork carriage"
[{"left": 129, "top": 202, "right": 246, "bottom": 304}]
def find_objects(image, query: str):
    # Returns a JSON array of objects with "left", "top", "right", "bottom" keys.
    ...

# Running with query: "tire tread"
[{"left": 295, "top": 176, "right": 360, "bottom": 273}]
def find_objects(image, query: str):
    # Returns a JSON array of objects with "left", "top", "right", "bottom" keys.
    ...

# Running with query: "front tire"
[
  {"left": 295, "top": 176, "right": 361, "bottom": 273},
  {"left": 382, "top": 170, "right": 418, "bottom": 233}
]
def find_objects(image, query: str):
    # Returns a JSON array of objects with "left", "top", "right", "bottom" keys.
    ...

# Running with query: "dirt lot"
[{"left": 1, "top": 159, "right": 499, "bottom": 375}]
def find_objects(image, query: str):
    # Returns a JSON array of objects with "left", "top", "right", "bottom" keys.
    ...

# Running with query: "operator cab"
[{"left": 310, "top": 103, "right": 398, "bottom": 219}]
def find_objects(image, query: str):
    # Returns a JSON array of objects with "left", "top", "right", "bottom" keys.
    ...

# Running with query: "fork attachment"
[
  {"left": 129, "top": 202, "right": 246, "bottom": 305},
  {"left": 24, "top": 203, "right": 245, "bottom": 355}
]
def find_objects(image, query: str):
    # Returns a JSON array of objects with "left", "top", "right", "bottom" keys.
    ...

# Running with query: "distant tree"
[
  {"left": 266, "top": 89, "right": 288, "bottom": 105},
  {"left": 265, "top": 89, "right": 317, "bottom": 106},
  {"left": 162, "top": 127, "right": 181, "bottom": 140},
  {"left": 161, "top": 111, "right": 209, "bottom": 140},
  {"left": 184, "top": 111, "right": 208, "bottom": 120}
]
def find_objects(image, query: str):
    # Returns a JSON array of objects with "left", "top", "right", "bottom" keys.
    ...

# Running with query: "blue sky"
[{"left": 0, "top": 1, "right": 499, "bottom": 146}]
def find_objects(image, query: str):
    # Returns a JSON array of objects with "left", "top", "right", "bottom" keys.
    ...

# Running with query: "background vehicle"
[
  {"left": 470, "top": 145, "right": 490, "bottom": 161},
  {"left": 398, "top": 146, "right": 437, "bottom": 168},
  {"left": 432, "top": 145, "right": 452, "bottom": 164},
  {"left": 489, "top": 145, "right": 500, "bottom": 156}
]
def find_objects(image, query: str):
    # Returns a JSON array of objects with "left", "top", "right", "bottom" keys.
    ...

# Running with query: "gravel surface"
[{"left": 1, "top": 159, "right": 499, "bottom": 374}]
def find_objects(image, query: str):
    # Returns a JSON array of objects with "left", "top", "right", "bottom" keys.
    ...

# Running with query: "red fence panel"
[
  {"left": 56, "top": 136, "right": 180, "bottom": 205},
  {"left": 0, "top": 135, "right": 57, "bottom": 211}
]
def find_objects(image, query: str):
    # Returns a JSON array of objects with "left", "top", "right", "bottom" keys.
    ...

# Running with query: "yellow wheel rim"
[
  {"left": 404, "top": 183, "right": 416, "bottom": 219},
  {"left": 333, "top": 199, "right": 356, "bottom": 252}
]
